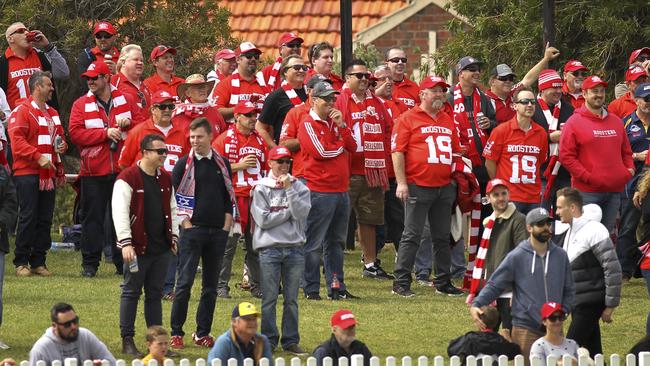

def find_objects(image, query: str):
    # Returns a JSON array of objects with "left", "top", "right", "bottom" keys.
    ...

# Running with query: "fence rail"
[{"left": 24, "top": 353, "right": 650, "bottom": 366}]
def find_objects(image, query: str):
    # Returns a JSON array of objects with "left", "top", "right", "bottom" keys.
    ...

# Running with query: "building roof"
[{"left": 220, "top": 0, "right": 409, "bottom": 57}]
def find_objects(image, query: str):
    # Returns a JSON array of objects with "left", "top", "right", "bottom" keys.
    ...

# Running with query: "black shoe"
[
  {"left": 392, "top": 284, "right": 415, "bottom": 297},
  {"left": 305, "top": 292, "right": 322, "bottom": 300},
  {"left": 250, "top": 286, "right": 262, "bottom": 299},
  {"left": 328, "top": 290, "right": 359, "bottom": 300},
  {"left": 362, "top": 264, "right": 394, "bottom": 280},
  {"left": 122, "top": 336, "right": 144, "bottom": 357},
  {"left": 81, "top": 267, "right": 96, "bottom": 278},
  {"left": 435, "top": 283, "right": 464, "bottom": 297},
  {"left": 283, "top": 344, "right": 309, "bottom": 356},
  {"left": 166, "top": 349, "right": 180, "bottom": 357}
]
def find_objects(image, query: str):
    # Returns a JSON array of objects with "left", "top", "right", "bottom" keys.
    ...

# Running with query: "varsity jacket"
[
  {"left": 554, "top": 204, "right": 622, "bottom": 308},
  {"left": 111, "top": 164, "right": 179, "bottom": 255}
]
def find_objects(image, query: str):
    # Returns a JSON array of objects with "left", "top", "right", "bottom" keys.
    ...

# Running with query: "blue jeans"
[
  {"left": 259, "top": 246, "right": 304, "bottom": 349},
  {"left": 643, "top": 269, "right": 650, "bottom": 335},
  {"left": 579, "top": 191, "right": 620, "bottom": 233},
  {"left": 162, "top": 254, "right": 178, "bottom": 295},
  {"left": 303, "top": 192, "right": 349, "bottom": 295}
]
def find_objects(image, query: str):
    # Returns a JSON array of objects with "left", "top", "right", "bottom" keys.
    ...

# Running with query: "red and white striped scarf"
[
  {"left": 28, "top": 100, "right": 65, "bottom": 190},
  {"left": 281, "top": 81, "right": 305, "bottom": 107},
  {"left": 267, "top": 57, "right": 283, "bottom": 90},
  {"left": 467, "top": 213, "right": 496, "bottom": 303},
  {"left": 539, "top": 97, "right": 562, "bottom": 200},
  {"left": 224, "top": 125, "right": 265, "bottom": 164},
  {"left": 83, "top": 86, "right": 132, "bottom": 138},
  {"left": 228, "top": 71, "right": 268, "bottom": 111},
  {"left": 453, "top": 83, "right": 486, "bottom": 167}
]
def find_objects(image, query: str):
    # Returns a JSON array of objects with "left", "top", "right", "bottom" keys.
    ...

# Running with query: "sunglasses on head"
[
  {"left": 546, "top": 314, "right": 566, "bottom": 322},
  {"left": 145, "top": 148, "right": 168, "bottom": 155},
  {"left": 242, "top": 53, "right": 260, "bottom": 60},
  {"left": 285, "top": 42, "right": 302, "bottom": 49},
  {"left": 348, "top": 72, "right": 371, "bottom": 80},
  {"left": 276, "top": 159, "right": 292, "bottom": 164},
  {"left": 154, "top": 104, "right": 175, "bottom": 111},
  {"left": 497, "top": 75, "right": 515, "bottom": 82},
  {"left": 57, "top": 316, "right": 79, "bottom": 328},
  {"left": 516, "top": 98, "right": 535, "bottom": 105},
  {"left": 10, "top": 27, "right": 28, "bottom": 36},
  {"left": 571, "top": 70, "right": 588, "bottom": 77},
  {"left": 95, "top": 33, "right": 113, "bottom": 40},
  {"left": 388, "top": 57, "right": 407, "bottom": 64},
  {"left": 286, "top": 64, "right": 309, "bottom": 72}
]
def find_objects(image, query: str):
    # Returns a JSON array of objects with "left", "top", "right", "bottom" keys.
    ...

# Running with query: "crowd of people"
[{"left": 1, "top": 18, "right": 650, "bottom": 365}]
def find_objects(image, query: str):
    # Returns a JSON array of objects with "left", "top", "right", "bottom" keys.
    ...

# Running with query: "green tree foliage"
[{"left": 433, "top": 0, "right": 650, "bottom": 87}]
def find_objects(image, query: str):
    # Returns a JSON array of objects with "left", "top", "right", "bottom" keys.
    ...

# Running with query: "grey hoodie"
[
  {"left": 29, "top": 327, "right": 115, "bottom": 366},
  {"left": 251, "top": 175, "right": 311, "bottom": 250},
  {"left": 473, "top": 239, "right": 575, "bottom": 331}
]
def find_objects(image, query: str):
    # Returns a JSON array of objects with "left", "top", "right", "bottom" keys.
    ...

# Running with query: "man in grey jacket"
[
  {"left": 29, "top": 303, "right": 115, "bottom": 366},
  {"left": 251, "top": 146, "right": 311, "bottom": 356},
  {"left": 554, "top": 187, "right": 621, "bottom": 356},
  {"left": 470, "top": 207, "right": 575, "bottom": 363}
]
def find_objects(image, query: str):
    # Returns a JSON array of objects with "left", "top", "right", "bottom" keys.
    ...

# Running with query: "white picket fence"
[{"left": 23, "top": 353, "right": 650, "bottom": 366}]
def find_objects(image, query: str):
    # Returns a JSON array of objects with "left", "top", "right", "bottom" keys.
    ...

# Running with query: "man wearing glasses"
[
  {"left": 469, "top": 208, "right": 575, "bottom": 363},
  {"left": 385, "top": 47, "right": 419, "bottom": 114},
  {"left": 77, "top": 21, "right": 119, "bottom": 94},
  {"left": 562, "top": 60, "right": 589, "bottom": 109},
  {"left": 29, "top": 303, "right": 116, "bottom": 366},
  {"left": 144, "top": 45, "right": 185, "bottom": 100},
  {"left": 1, "top": 22, "right": 69, "bottom": 109},
  {"left": 69, "top": 61, "right": 139, "bottom": 277},
  {"left": 213, "top": 42, "right": 269, "bottom": 121},
  {"left": 262, "top": 32, "right": 303, "bottom": 90},
  {"left": 112, "top": 134, "right": 179, "bottom": 356},
  {"left": 119, "top": 90, "right": 189, "bottom": 173}
]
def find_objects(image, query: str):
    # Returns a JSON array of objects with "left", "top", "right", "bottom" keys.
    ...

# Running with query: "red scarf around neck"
[
  {"left": 281, "top": 81, "right": 305, "bottom": 107},
  {"left": 538, "top": 97, "right": 562, "bottom": 200},
  {"left": 267, "top": 56, "right": 283, "bottom": 90},
  {"left": 28, "top": 99, "right": 65, "bottom": 190},
  {"left": 453, "top": 83, "right": 486, "bottom": 167}
]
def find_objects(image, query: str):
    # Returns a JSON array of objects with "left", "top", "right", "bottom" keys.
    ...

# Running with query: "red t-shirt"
[
  {"left": 483, "top": 117, "right": 549, "bottom": 203},
  {"left": 485, "top": 84, "right": 523, "bottom": 125},
  {"left": 143, "top": 72, "right": 185, "bottom": 102},
  {"left": 392, "top": 77, "right": 420, "bottom": 114},
  {"left": 213, "top": 127, "right": 268, "bottom": 197},
  {"left": 380, "top": 98, "right": 401, "bottom": 178},
  {"left": 3, "top": 47, "right": 44, "bottom": 109},
  {"left": 391, "top": 106, "right": 461, "bottom": 187},
  {"left": 279, "top": 104, "right": 310, "bottom": 178},
  {"left": 118, "top": 119, "right": 189, "bottom": 173},
  {"left": 212, "top": 74, "right": 268, "bottom": 110}
]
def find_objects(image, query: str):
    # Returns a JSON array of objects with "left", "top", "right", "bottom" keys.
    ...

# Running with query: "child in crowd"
[
  {"left": 529, "top": 302, "right": 578, "bottom": 366},
  {"left": 141, "top": 326, "right": 170, "bottom": 365}
]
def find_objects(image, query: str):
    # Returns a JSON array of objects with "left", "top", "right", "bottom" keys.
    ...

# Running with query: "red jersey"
[
  {"left": 562, "top": 82, "right": 585, "bottom": 109},
  {"left": 483, "top": 117, "right": 548, "bottom": 203},
  {"left": 172, "top": 104, "right": 227, "bottom": 142},
  {"left": 118, "top": 119, "right": 189, "bottom": 173},
  {"left": 111, "top": 72, "right": 151, "bottom": 121},
  {"left": 305, "top": 69, "right": 344, "bottom": 90},
  {"left": 143, "top": 72, "right": 185, "bottom": 101},
  {"left": 391, "top": 106, "right": 462, "bottom": 187},
  {"left": 279, "top": 104, "right": 310, "bottom": 178},
  {"left": 213, "top": 126, "right": 268, "bottom": 197},
  {"left": 608, "top": 92, "right": 637, "bottom": 119},
  {"left": 3, "top": 47, "right": 44, "bottom": 109},
  {"left": 392, "top": 77, "right": 420, "bottom": 113},
  {"left": 212, "top": 73, "right": 269, "bottom": 110}
]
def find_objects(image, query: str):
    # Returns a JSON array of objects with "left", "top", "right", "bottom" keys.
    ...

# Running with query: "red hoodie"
[{"left": 559, "top": 106, "right": 634, "bottom": 192}]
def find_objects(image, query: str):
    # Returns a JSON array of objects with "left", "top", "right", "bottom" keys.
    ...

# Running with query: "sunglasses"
[
  {"left": 85, "top": 75, "right": 102, "bottom": 81},
  {"left": 95, "top": 33, "right": 113, "bottom": 40},
  {"left": 370, "top": 81, "right": 377, "bottom": 88},
  {"left": 465, "top": 66, "right": 481, "bottom": 73},
  {"left": 348, "top": 72, "right": 371, "bottom": 80},
  {"left": 516, "top": 98, "right": 535, "bottom": 105},
  {"left": 497, "top": 75, "right": 515, "bottom": 82},
  {"left": 546, "top": 314, "right": 566, "bottom": 322},
  {"left": 318, "top": 95, "right": 337, "bottom": 103},
  {"left": 242, "top": 112, "right": 256, "bottom": 118},
  {"left": 285, "top": 42, "right": 302, "bottom": 49},
  {"left": 388, "top": 57, "right": 408, "bottom": 64},
  {"left": 571, "top": 71, "right": 588, "bottom": 77},
  {"left": 154, "top": 104, "right": 175, "bottom": 110},
  {"left": 137, "top": 91, "right": 147, "bottom": 107},
  {"left": 242, "top": 53, "right": 260, "bottom": 60},
  {"left": 10, "top": 28, "right": 28, "bottom": 36},
  {"left": 276, "top": 159, "right": 292, "bottom": 164},
  {"left": 57, "top": 316, "right": 79, "bottom": 328},
  {"left": 286, "top": 64, "right": 309, "bottom": 72},
  {"left": 145, "top": 148, "right": 168, "bottom": 155}
]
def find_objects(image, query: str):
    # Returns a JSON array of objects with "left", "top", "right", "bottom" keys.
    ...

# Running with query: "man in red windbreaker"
[
  {"left": 560, "top": 75, "right": 634, "bottom": 233},
  {"left": 69, "top": 61, "right": 139, "bottom": 277}
]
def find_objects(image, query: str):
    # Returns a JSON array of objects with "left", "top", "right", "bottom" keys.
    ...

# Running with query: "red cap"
[
  {"left": 81, "top": 61, "right": 110, "bottom": 78},
  {"left": 626, "top": 65, "right": 648, "bottom": 82},
  {"left": 540, "top": 302, "right": 565, "bottom": 320},
  {"left": 214, "top": 49, "right": 236, "bottom": 63},
  {"left": 419, "top": 76, "right": 449, "bottom": 91},
  {"left": 93, "top": 21, "right": 117, "bottom": 35},
  {"left": 331, "top": 309, "right": 357, "bottom": 329},
  {"left": 538, "top": 69, "right": 563, "bottom": 91},
  {"left": 150, "top": 45, "right": 177, "bottom": 61},
  {"left": 277, "top": 32, "right": 304, "bottom": 47},
  {"left": 629, "top": 48, "right": 650, "bottom": 65},
  {"left": 486, "top": 178, "right": 508, "bottom": 194},
  {"left": 151, "top": 90, "right": 175, "bottom": 104},
  {"left": 234, "top": 100, "right": 258, "bottom": 115},
  {"left": 269, "top": 146, "right": 292, "bottom": 160},
  {"left": 236, "top": 42, "right": 262, "bottom": 57},
  {"left": 582, "top": 75, "right": 608, "bottom": 90},
  {"left": 564, "top": 60, "right": 588, "bottom": 73}
]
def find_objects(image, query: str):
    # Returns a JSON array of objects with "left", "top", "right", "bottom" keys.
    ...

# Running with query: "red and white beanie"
[{"left": 538, "top": 69, "right": 563, "bottom": 91}]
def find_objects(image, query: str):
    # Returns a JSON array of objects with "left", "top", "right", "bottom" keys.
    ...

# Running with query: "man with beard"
[
  {"left": 470, "top": 208, "right": 575, "bottom": 362},
  {"left": 560, "top": 76, "right": 634, "bottom": 233},
  {"left": 144, "top": 45, "right": 185, "bottom": 100},
  {"left": 29, "top": 303, "right": 115, "bottom": 366},
  {"left": 77, "top": 21, "right": 119, "bottom": 94},
  {"left": 261, "top": 32, "right": 304, "bottom": 90},
  {"left": 562, "top": 60, "right": 589, "bottom": 109}
]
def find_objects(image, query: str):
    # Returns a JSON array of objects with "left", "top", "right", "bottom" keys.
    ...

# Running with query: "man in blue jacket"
[{"left": 469, "top": 207, "right": 575, "bottom": 363}]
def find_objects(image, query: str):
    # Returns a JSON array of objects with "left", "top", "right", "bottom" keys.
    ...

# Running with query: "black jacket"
[
  {"left": 313, "top": 335, "right": 372, "bottom": 366},
  {"left": 0, "top": 166, "right": 17, "bottom": 253},
  {"left": 448, "top": 331, "right": 521, "bottom": 366}
]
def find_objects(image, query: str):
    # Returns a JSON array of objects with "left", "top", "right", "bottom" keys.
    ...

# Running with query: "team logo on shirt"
[
  {"left": 397, "top": 97, "right": 415, "bottom": 107},
  {"left": 630, "top": 124, "right": 641, "bottom": 133},
  {"left": 593, "top": 129, "right": 617, "bottom": 137}
]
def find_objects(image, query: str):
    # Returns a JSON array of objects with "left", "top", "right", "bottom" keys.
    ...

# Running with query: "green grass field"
[{"left": 1, "top": 243, "right": 648, "bottom": 362}]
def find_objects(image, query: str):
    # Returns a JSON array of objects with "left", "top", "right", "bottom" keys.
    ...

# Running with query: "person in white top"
[{"left": 529, "top": 302, "right": 578, "bottom": 366}]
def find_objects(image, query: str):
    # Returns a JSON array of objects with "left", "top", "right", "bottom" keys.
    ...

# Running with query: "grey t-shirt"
[{"left": 529, "top": 337, "right": 578, "bottom": 366}]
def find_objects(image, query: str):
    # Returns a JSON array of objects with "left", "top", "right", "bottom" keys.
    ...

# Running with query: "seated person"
[
  {"left": 141, "top": 326, "right": 170, "bottom": 365},
  {"left": 208, "top": 302, "right": 272, "bottom": 366},
  {"left": 29, "top": 303, "right": 116, "bottom": 366},
  {"left": 448, "top": 306, "right": 520, "bottom": 365},
  {"left": 313, "top": 310, "right": 372, "bottom": 366},
  {"left": 530, "top": 302, "right": 578, "bottom": 366}
]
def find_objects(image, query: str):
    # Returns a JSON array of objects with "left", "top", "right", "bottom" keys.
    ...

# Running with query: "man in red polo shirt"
[
  {"left": 609, "top": 65, "right": 648, "bottom": 119},
  {"left": 144, "top": 45, "right": 185, "bottom": 101},
  {"left": 306, "top": 42, "right": 344, "bottom": 90},
  {"left": 384, "top": 47, "right": 419, "bottom": 113},
  {"left": 391, "top": 76, "right": 463, "bottom": 297},
  {"left": 112, "top": 44, "right": 151, "bottom": 122},
  {"left": 1, "top": 22, "right": 69, "bottom": 109},
  {"left": 262, "top": 32, "right": 303, "bottom": 90},
  {"left": 213, "top": 100, "right": 268, "bottom": 299},
  {"left": 562, "top": 60, "right": 589, "bottom": 109},
  {"left": 77, "top": 21, "right": 120, "bottom": 94},
  {"left": 483, "top": 88, "right": 548, "bottom": 214},
  {"left": 213, "top": 42, "right": 269, "bottom": 121}
]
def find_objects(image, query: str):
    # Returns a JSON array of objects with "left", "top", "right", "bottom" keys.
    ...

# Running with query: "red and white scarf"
[
  {"left": 83, "top": 86, "right": 132, "bottom": 138},
  {"left": 453, "top": 83, "right": 486, "bottom": 167},
  {"left": 228, "top": 71, "right": 269, "bottom": 110},
  {"left": 281, "top": 81, "right": 305, "bottom": 107},
  {"left": 466, "top": 212, "right": 495, "bottom": 303},
  {"left": 172, "top": 101, "right": 210, "bottom": 119},
  {"left": 539, "top": 97, "right": 562, "bottom": 200},
  {"left": 223, "top": 125, "right": 266, "bottom": 164},
  {"left": 28, "top": 100, "right": 65, "bottom": 190},
  {"left": 266, "top": 57, "right": 283, "bottom": 90}
]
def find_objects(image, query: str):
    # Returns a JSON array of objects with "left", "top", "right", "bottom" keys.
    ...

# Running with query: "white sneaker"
[{"left": 0, "top": 339, "right": 10, "bottom": 349}]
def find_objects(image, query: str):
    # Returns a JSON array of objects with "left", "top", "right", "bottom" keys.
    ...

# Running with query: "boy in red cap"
[
  {"left": 144, "top": 45, "right": 185, "bottom": 100},
  {"left": 313, "top": 310, "right": 373, "bottom": 366}
]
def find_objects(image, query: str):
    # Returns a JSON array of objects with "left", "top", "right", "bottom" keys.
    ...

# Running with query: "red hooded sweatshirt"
[{"left": 559, "top": 106, "right": 634, "bottom": 192}]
